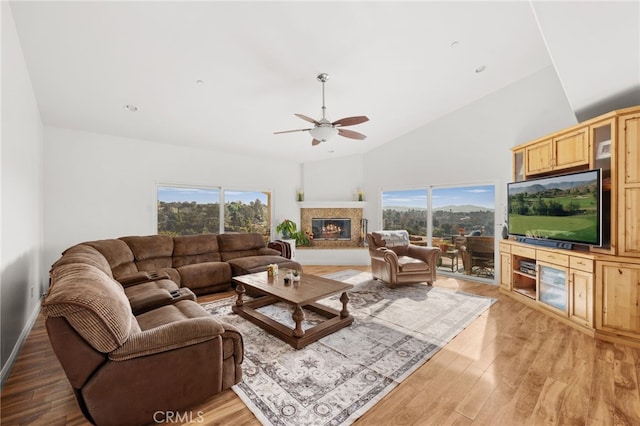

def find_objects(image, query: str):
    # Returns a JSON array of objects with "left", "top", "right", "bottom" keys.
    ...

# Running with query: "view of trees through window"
[
  {"left": 157, "top": 186, "right": 271, "bottom": 238},
  {"left": 382, "top": 185, "right": 495, "bottom": 238}
]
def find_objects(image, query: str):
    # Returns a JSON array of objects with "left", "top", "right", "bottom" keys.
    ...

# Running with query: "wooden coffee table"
[{"left": 231, "top": 270, "right": 354, "bottom": 349}]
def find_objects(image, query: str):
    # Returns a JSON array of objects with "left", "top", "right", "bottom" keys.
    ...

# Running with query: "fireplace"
[
  {"left": 312, "top": 218, "right": 351, "bottom": 241},
  {"left": 301, "top": 207, "right": 363, "bottom": 248}
]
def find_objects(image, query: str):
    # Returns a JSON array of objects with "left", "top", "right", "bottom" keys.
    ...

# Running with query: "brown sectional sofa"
[
  {"left": 71, "top": 232, "right": 301, "bottom": 296},
  {"left": 43, "top": 232, "right": 301, "bottom": 426}
]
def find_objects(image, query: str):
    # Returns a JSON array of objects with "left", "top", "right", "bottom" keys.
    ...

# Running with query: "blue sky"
[
  {"left": 157, "top": 186, "right": 267, "bottom": 204},
  {"left": 382, "top": 185, "right": 495, "bottom": 209}
]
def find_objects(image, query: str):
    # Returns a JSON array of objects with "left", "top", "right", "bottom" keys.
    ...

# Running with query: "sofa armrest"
[
  {"left": 258, "top": 247, "right": 281, "bottom": 256},
  {"left": 406, "top": 245, "right": 441, "bottom": 265},
  {"left": 118, "top": 271, "right": 170, "bottom": 287},
  {"left": 109, "top": 317, "right": 225, "bottom": 361},
  {"left": 219, "top": 322, "right": 244, "bottom": 365}
]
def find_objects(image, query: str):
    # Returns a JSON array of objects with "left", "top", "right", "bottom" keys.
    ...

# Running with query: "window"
[
  {"left": 381, "top": 184, "right": 496, "bottom": 281},
  {"left": 381, "top": 189, "right": 428, "bottom": 235},
  {"left": 157, "top": 186, "right": 220, "bottom": 235},
  {"left": 224, "top": 190, "right": 272, "bottom": 240},
  {"left": 157, "top": 186, "right": 272, "bottom": 239}
]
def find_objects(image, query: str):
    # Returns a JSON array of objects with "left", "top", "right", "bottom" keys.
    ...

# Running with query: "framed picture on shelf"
[{"left": 596, "top": 140, "right": 611, "bottom": 160}]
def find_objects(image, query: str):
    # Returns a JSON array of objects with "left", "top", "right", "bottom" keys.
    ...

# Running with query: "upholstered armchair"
[{"left": 366, "top": 231, "right": 441, "bottom": 286}]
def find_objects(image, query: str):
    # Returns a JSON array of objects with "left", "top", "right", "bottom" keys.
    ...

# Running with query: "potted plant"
[
  {"left": 293, "top": 230, "right": 310, "bottom": 247},
  {"left": 276, "top": 219, "right": 297, "bottom": 239}
]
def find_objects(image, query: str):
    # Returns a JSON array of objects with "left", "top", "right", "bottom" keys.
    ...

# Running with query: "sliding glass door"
[
  {"left": 432, "top": 185, "right": 495, "bottom": 280},
  {"left": 381, "top": 184, "right": 495, "bottom": 282}
]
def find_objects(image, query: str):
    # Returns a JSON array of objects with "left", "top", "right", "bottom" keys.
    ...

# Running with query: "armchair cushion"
[{"left": 398, "top": 256, "right": 430, "bottom": 272}]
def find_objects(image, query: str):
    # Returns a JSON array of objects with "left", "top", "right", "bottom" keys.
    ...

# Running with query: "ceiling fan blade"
[
  {"left": 311, "top": 139, "right": 322, "bottom": 146},
  {"left": 338, "top": 128, "right": 367, "bottom": 140},
  {"left": 274, "top": 128, "right": 311, "bottom": 135},
  {"left": 295, "top": 114, "right": 320, "bottom": 125},
  {"left": 332, "top": 116, "right": 369, "bottom": 127}
]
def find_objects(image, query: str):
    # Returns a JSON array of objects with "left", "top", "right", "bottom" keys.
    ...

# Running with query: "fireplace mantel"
[{"left": 297, "top": 201, "right": 367, "bottom": 208}]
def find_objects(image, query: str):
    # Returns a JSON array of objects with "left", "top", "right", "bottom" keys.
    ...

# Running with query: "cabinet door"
[
  {"left": 500, "top": 252, "right": 511, "bottom": 291},
  {"left": 537, "top": 261, "right": 568, "bottom": 315},
  {"left": 525, "top": 139, "right": 553, "bottom": 175},
  {"left": 553, "top": 128, "right": 589, "bottom": 169},
  {"left": 596, "top": 261, "right": 640, "bottom": 336},
  {"left": 569, "top": 269, "right": 593, "bottom": 328},
  {"left": 513, "top": 149, "right": 525, "bottom": 181},
  {"left": 618, "top": 113, "right": 640, "bottom": 257}
]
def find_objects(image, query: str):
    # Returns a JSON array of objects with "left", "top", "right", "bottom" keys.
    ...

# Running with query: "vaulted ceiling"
[{"left": 8, "top": 1, "right": 639, "bottom": 162}]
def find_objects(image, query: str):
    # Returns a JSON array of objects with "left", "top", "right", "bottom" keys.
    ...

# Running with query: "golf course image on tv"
[{"left": 507, "top": 169, "right": 601, "bottom": 246}]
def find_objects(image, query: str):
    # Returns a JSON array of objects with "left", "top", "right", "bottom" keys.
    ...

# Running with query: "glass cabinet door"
[{"left": 538, "top": 264, "right": 567, "bottom": 312}]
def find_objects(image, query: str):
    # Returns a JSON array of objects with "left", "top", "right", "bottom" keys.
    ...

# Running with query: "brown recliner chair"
[
  {"left": 42, "top": 262, "right": 243, "bottom": 426},
  {"left": 366, "top": 230, "right": 441, "bottom": 286}
]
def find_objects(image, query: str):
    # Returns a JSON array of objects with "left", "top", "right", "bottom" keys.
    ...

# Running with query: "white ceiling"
[{"left": 7, "top": 1, "right": 639, "bottom": 163}]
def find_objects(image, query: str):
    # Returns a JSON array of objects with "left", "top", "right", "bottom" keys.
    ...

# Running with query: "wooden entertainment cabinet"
[{"left": 500, "top": 105, "right": 640, "bottom": 347}]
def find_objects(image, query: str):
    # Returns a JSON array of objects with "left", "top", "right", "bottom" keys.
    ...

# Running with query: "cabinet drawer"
[
  {"left": 499, "top": 241, "right": 511, "bottom": 253},
  {"left": 570, "top": 256, "right": 593, "bottom": 273},
  {"left": 537, "top": 250, "right": 569, "bottom": 267},
  {"left": 512, "top": 245, "right": 536, "bottom": 258}
]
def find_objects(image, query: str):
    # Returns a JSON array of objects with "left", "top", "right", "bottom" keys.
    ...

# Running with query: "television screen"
[{"left": 507, "top": 169, "right": 601, "bottom": 246}]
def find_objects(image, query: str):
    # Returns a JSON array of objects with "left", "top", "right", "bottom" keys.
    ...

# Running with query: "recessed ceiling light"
[
  {"left": 475, "top": 65, "right": 486, "bottom": 73},
  {"left": 124, "top": 104, "right": 139, "bottom": 112}
]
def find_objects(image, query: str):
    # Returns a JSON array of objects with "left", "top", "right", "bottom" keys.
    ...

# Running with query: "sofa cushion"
[
  {"left": 42, "top": 263, "right": 133, "bottom": 353},
  {"left": 84, "top": 239, "right": 138, "bottom": 279},
  {"left": 218, "top": 233, "right": 265, "bottom": 261},
  {"left": 53, "top": 244, "right": 113, "bottom": 278},
  {"left": 120, "top": 235, "right": 174, "bottom": 271},
  {"left": 177, "top": 262, "right": 232, "bottom": 290},
  {"left": 226, "top": 255, "right": 301, "bottom": 276},
  {"left": 109, "top": 300, "right": 223, "bottom": 361},
  {"left": 173, "top": 234, "right": 221, "bottom": 267}
]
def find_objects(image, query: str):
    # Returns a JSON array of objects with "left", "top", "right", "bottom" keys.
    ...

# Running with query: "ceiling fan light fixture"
[{"left": 309, "top": 126, "right": 338, "bottom": 142}]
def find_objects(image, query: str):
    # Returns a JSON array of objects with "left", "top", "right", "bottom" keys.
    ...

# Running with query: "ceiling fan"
[{"left": 274, "top": 73, "right": 369, "bottom": 146}]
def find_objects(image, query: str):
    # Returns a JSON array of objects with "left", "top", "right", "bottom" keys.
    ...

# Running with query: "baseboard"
[{"left": 0, "top": 301, "right": 41, "bottom": 389}]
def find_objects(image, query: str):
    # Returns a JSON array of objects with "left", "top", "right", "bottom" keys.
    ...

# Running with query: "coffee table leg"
[
  {"left": 235, "top": 282, "right": 246, "bottom": 307},
  {"left": 292, "top": 305, "right": 305, "bottom": 337},
  {"left": 340, "top": 292, "right": 350, "bottom": 318}
]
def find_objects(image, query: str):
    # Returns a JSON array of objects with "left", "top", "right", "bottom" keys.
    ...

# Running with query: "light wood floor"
[{"left": 2, "top": 265, "right": 640, "bottom": 425}]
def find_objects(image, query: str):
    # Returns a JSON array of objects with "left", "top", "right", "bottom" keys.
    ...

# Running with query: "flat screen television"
[{"left": 507, "top": 169, "right": 602, "bottom": 247}]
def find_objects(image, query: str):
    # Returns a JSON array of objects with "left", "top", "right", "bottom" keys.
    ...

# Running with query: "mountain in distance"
[
  {"left": 509, "top": 180, "right": 594, "bottom": 195},
  {"left": 434, "top": 204, "right": 494, "bottom": 213},
  {"left": 384, "top": 205, "right": 493, "bottom": 213}
]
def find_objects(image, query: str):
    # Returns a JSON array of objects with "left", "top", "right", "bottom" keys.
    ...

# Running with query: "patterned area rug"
[{"left": 203, "top": 270, "right": 496, "bottom": 426}]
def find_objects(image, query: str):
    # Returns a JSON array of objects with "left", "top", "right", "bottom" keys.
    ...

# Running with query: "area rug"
[{"left": 202, "top": 270, "right": 496, "bottom": 426}]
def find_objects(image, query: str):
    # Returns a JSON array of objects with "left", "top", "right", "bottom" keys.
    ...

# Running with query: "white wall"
[
  {"left": 1, "top": 2, "right": 45, "bottom": 379},
  {"left": 302, "top": 153, "right": 364, "bottom": 202},
  {"left": 43, "top": 127, "right": 301, "bottom": 269},
  {"left": 362, "top": 66, "right": 578, "bottom": 232}
]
